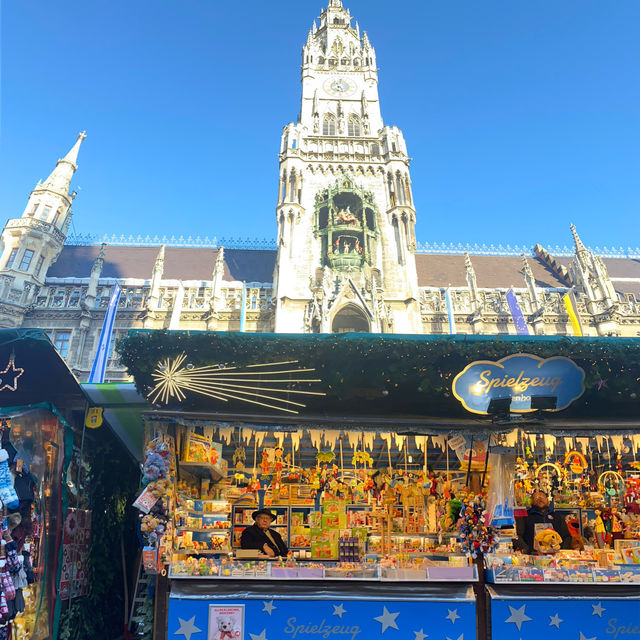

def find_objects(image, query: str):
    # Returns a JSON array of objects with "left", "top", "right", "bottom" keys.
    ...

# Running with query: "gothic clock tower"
[{"left": 272, "top": 0, "right": 421, "bottom": 333}]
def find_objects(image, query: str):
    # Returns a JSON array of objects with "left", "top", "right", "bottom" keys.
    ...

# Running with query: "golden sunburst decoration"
[{"left": 148, "top": 353, "right": 325, "bottom": 414}]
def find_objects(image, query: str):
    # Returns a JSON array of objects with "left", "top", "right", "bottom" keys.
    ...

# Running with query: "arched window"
[
  {"left": 393, "top": 217, "right": 404, "bottom": 265},
  {"left": 396, "top": 173, "right": 406, "bottom": 204},
  {"left": 371, "top": 144, "right": 380, "bottom": 156},
  {"left": 347, "top": 117, "right": 361, "bottom": 137},
  {"left": 323, "top": 116, "right": 336, "bottom": 136}
]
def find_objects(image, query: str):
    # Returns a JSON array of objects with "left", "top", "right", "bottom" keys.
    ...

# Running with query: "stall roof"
[
  {"left": 117, "top": 331, "right": 640, "bottom": 424},
  {"left": 81, "top": 383, "right": 148, "bottom": 461},
  {"left": 0, "top": 328, "right": 86, "bottom": 411}
]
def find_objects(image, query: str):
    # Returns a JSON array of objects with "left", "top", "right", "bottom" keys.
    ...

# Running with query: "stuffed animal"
[
  {"left": 535, "top": 528, "right": 563, "bottom": 553},
  {"left": 142, "top": 450, "right": 168, "bottom": 485}
]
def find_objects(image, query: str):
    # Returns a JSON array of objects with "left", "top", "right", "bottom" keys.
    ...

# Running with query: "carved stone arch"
[{"left": 331, "top": 302, "right": 371, "bottom": 333}]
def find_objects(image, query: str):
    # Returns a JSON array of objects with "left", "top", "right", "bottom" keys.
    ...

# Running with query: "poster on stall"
[{"left": 208, "top": 604, "right": 244, "bottom": 640}]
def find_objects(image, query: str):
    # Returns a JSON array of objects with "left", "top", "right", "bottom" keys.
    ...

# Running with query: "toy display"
[{"left": 131, "top": 423, "right": 640, "bottom": 585}]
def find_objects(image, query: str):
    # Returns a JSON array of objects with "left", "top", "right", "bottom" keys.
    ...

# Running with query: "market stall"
[
  {"left": 0, "top": 329, "right": 88, "bottom": 640},
  {"left": 117, "top": 331, "right": 640, "bottom": 640}
]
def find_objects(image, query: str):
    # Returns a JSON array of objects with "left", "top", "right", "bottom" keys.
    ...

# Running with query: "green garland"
[
  {"left": 58, "top": 425, "right": 139, "bottom": 640},
  {"left": 117, "top": 331, "right": 640, "bottom": 419}
]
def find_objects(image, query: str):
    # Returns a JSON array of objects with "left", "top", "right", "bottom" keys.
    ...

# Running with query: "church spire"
[{"left": 41, "top": 131, "right": 86, "bottom": 195}]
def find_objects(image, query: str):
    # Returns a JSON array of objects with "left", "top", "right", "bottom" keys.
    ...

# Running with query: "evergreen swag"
[
  {"left": 59, "top": 426, "right": 139, "bottom": 640},
  {"left": 117, "top": 330, "right": 640, "bottom": 419}
]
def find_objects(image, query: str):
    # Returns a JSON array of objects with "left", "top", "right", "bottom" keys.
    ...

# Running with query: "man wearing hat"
[{"left": 240, "top": 509, "right": 289, "bottom": 557}]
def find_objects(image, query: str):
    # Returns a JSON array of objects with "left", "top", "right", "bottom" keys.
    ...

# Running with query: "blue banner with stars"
[
  {"left": 169, "top": 594, "right": 476, "bottom": 640},
  {"left": 490, "top": 596, "right": 640, "bottom": 640}
]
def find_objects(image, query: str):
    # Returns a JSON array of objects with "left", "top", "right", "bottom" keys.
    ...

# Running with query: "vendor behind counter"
[
  {"left": 240, "top": 509, "right": 289, "bottom": 557},
  {"left": 514, "top": 491, "right": 572, "bottom": 554}
]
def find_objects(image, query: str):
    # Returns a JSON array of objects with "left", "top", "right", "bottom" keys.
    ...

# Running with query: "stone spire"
[
  {"left": 147, "top": 245, "right": 165, "bottom": 311},
  {"left": 85, "top": 244, "right": 106, "bottom": 303},
  {"left": 464, "top": 252, "right": 478, "bottom": 303},
  {"left": 521, "top": 254, "right": 540, "bottom": 310},
  {"left": 570, "top": 223, "right": 587, "bottom": 255},
  {"left": 41, "top": 132, "right": 86, "bottom": 196}
]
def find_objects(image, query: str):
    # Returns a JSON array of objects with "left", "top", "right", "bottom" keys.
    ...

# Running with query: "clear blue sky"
[{"left": 1, "top": 0, "right": 639, "bottom": 250}]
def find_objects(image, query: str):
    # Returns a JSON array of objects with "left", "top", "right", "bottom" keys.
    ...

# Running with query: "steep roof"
[
  {"left": 414, "top": 254, "right": 567, "bottom": 289},
  {"left": 47, "top": 245, "right": 276, "bottom": 283}
]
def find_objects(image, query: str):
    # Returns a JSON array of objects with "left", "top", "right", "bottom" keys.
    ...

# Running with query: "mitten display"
[
  {"left": 4, "top": 543, "right": 19, "bottom": 575},
  {"left": 0, "top": 571, "right": 15, "bottom": 602},
  {"left": 21, "top": 551, "right": 34, "bottom": 585},
  {"left": 0, "top": 451, "right": 18, "bottom": 510}
]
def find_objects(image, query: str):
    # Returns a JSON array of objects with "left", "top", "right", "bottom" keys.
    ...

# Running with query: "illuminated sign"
[{"left": 452, "top": 353, "right": 585, "bottom": 415}]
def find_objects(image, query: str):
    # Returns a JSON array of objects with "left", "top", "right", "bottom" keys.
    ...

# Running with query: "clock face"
[{"left": 323, "top": 77, "right": 357, "bottom": 98}]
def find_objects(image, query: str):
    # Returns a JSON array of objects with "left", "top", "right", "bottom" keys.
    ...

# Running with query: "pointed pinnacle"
[{"left": 570, "top": 223, "right": 587, "bottom": 253}]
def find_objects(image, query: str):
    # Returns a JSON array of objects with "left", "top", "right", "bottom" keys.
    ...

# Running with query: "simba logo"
[{"left": 452, "top": 353, "right": 585, "bottom": 414}]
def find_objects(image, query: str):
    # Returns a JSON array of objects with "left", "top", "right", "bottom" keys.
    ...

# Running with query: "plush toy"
[
  {"left": 535, "top": 528, "right": 563, "bottom": 553},
  {"left": 0, "top": 450, "right": 18, "bottom": 510},
  {"left": 142, "top": 450, "right": 168, "bottom": 485}
]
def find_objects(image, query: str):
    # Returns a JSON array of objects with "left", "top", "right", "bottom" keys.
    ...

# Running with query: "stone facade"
[{"left": 1, "top": 0, "right": 640, "bottom": 383}]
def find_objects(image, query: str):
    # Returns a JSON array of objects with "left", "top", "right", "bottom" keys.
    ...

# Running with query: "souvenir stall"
[
  {"left": 118, "top": 331, "right": 640, "bottom": 640},
  {"left": 0, "top": 329, "right": 88, "bottom": 640}
]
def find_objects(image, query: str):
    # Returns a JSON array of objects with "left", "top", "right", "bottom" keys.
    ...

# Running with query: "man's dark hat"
[{"left": 252, "top": 509, "right": 276, "bottom": 521}]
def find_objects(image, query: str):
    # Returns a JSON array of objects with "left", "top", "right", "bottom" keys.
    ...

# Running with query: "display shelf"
[
  {"left": 176, "top": 527, "right": 231, "bottom": 533},
  {"left": 174, "top": 549, "right": 232, "bottom": 555},
  {"left": 178, "top": 461, "right": 225, "bottom": 481}
]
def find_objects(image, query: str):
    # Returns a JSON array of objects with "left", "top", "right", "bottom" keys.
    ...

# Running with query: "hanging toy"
[{"left": 0, "top": 450, "right": 18, "bottom": 510}]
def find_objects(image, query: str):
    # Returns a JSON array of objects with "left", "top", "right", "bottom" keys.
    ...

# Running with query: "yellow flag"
[{"left": 563, "top": 294, "right": 583, "bottom": 336}]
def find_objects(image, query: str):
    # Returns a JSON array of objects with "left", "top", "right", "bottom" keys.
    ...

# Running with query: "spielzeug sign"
[{"left": 452, "top": 353, "right": 586, "bottom": 415}]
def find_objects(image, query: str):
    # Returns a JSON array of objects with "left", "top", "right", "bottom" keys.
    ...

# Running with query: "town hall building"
[{"left": 1, "top": 0, "right": 639, "bottom": 382}]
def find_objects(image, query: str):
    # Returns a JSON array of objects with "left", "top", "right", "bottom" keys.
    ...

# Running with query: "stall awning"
[
  {"left": 0, "top": 328, "right": 85, "bottom": 411},
  {"left": 81, "top": 383, "right": 147, "bottom": 461},
  {"left": 116, "top": 330, "right": 640, "bottom": 422}
]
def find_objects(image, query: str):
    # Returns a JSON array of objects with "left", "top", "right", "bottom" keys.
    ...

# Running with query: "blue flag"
[
  {"left": 444, "top": 288, "right": 457, "bottom": 334},
  {"left": 506, "top": 288, "right": 530, "bottom": 335},
  {"left": 88, "top": 283, "right": 122, "bottom": 383}
]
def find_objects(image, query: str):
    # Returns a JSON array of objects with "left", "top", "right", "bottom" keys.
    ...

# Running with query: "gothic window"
[
  {"left": 318, "top": 207, "right": 329, "bottom": 229},
  {"left": 19, "top": 249, "right": 34, "bottom": 271},
  {"left": 323, "top": 116, "right": 336, "bottom": 136},
  {"left": 5, "top": 249, "right": 18, "bottom": 269},
  {"left": 353, "top": 58, "right": 360, "bottom": 66},
  {"left": 41, "top": 205, "right": 52, "bottom": 220},
  {"left": 318, "top": 56, "right": 325, "bottom": 64},
  {"left": 393, "top": 217, "right": 404, "bottom": 265},
  {"left": 329, "top": 58, "right": 337, "bottom": 67},
  {"left": 52, "top": 289, "right": 65, "bottom": 307},
  {"left": 28, "top": 203, "right": 39, "bottom": 217},
  {"left": 396, "top": 174, "right": 406, "bottom": 204},
  {"left": 341, "top": 58, "right": 349, "bottom": 66},
  {"left": 391, "top": 142, "right": 397, "bottom": 152},
  {"left": 371, "top": 144, "right": 380, "bottom": 156},
  {"left": 53, "top": 331, "right": 71, "bottom": 358},
  {"left": 35, "top": 255, "right": 45, "bottom": 277},
  {"left": 348, "top": 117, "right": 361, "bottom": 137},
  {"left": 68, "top": 290, "right": 80, "bottom": 307}
]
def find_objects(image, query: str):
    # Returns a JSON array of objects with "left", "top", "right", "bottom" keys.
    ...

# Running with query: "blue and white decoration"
[
  {"left": 491, "top": 597, "right": 640, "bottom": 640},
  {"left": 169, "top": 596, "right": 476, "bottom": 640}
]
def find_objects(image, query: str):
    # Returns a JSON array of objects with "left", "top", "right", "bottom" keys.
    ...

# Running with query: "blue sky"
[{"left": 1, "top": 0, "right": 639, "bottom": 250}]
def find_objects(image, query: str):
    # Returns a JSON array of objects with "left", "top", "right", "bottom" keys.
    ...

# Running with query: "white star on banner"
[
  {"left": 592, "top": 602, "right": 605, "bottom": 617},
  {"left": 505, "top": 604, "right": 532, "bottom": 631},
  {"left": 262, "top": 601, "right": 276, "bottom": 616},
  {"left": 333, "top": 604, "right": 347, "bottom": 619},
  {"left": 373, "top": 606, "right": 400, "bottom": 633},
  {"left": 445, "top": 609, "right": 461, "bottom": 624},
  {"left": 249, "top": 630, "right": 268, "bottom": 640},
  {"left": 579, "top": 633, "right": 596, "bottom": 640},
  {"left": 549, "top": 613, "right": 563, "bottom": 628},
  {"left": 413, "top": 630, "right": 428, "bottom": 640},
  {"left": 174, "top": 616, "right": 202, "bottom": 640},
  {"left": 445, "top": 635, "right": 463, "bottom": 640}
]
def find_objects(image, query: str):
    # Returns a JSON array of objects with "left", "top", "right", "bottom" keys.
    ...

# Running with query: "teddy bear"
[
  {"left": 216, "top": 616, "right": 235, "bottom": 639},
  {"left": 142, "top": 450, "right": 168, "bottom": 485}
]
